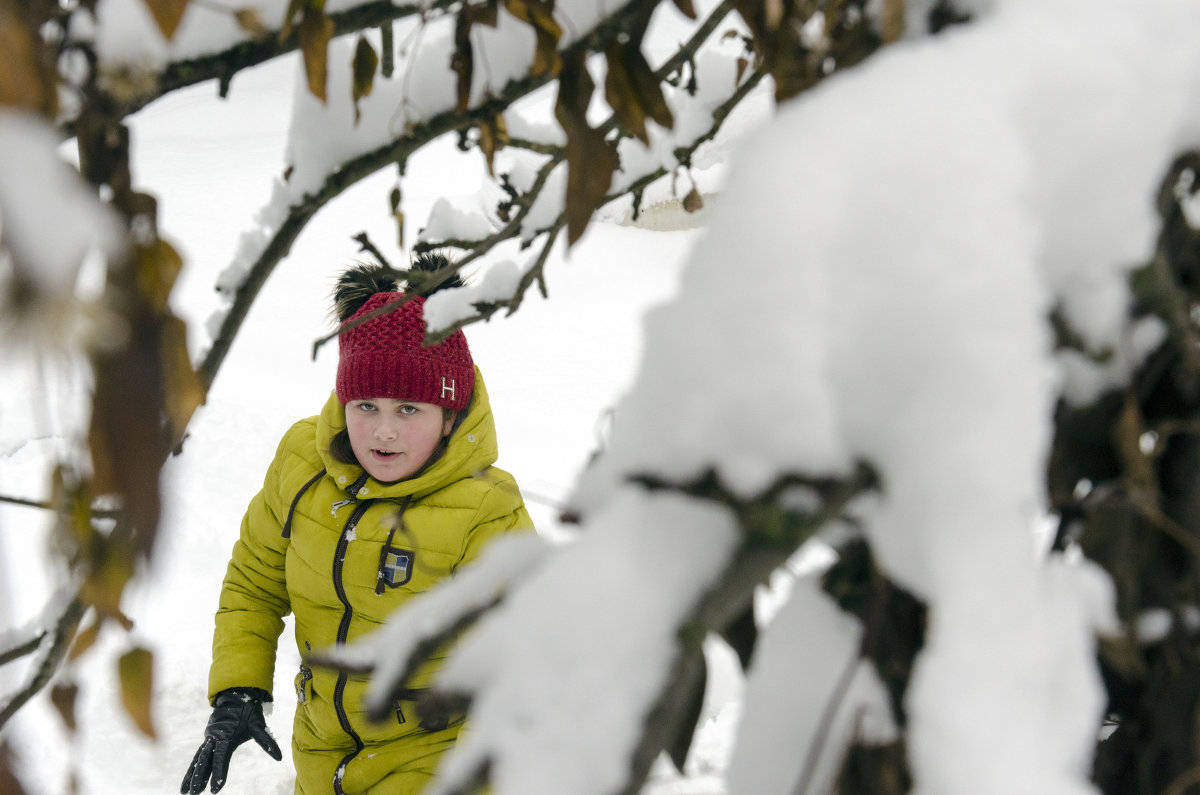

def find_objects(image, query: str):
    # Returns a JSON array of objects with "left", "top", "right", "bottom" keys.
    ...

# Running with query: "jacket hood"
[{"left": 316, "top": 365, "right": 500, "bottom": 500}]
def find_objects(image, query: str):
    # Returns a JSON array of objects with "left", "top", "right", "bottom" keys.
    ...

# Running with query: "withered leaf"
[
  {"left": 0, "top": 741, "right": 28, "bottom": 795},
  {"left": 503, "top": 0, "right": 562, "bottom": 76},
  {"left": 141, "top": 0, "right": 191, "bottom": 41},
  {"left": 297, "top": 6, "right": 334, "bottom": 102},
  {"left": 682, "top": 186, "right": 703, "bottom": 213},
  {"left": 80, "top": 541, "right": 135, "bottom": 625},
  {"left": 879, "top": 0, "right": 905, "bottom": 42},
  {"left": 50, "top": 682, "right": 79, "bottom": 733},
  {"left": 234, "top": 8, "right": 269, "bottom": 39},
  {"left": 555, "top": 51, "right": 618, "bottom": 246},
  {"left": 451, "top": 11, "right": 474, "bottom": 111},
  {"left": 0, "top": 2, "right": 53, "bottom": 114},
  {"left": 135, "top": 236, "right": 182, "bottom": 313},
  {"left": 279, "top": 0, "right": 306, "bottom": 39},
  {"left": 68, "top": 617, "right": 103, "bottom": 662},
  {"left": 477, "top": 113, "right": 508, "bottom": 176},
  {"left": 390, "top": 186, "right": 405, "bottom": 248},
  {"left": 604, "top": 46, "right": 648, "bottom": 143},
  {"left": 118, "top": 646, "right": 156, "bottom": 739},
  {"left": 604, "top": 40, "right": 673, "bottom": 144},
  {"left": 671, "top": 0, "right": 697, "bottom": 18},
  {"left": 162, "top": 315, "right": 206, "bottom": 440},
  {"left": 89, "top": 305, "right": 167, "bottom": 547},
  {"left": 351, "top": 35, "right": 379, "bottom": 122}
]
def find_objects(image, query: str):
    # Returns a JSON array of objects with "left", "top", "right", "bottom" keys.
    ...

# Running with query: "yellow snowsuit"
[{"left": 207, "top": 371, "right": 531, "bottom": 794}]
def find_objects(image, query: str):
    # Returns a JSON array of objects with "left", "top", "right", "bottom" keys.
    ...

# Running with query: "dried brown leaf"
[
  {"left": 477, "top": 114, "right": 508, "bottom": 176},
  {"left": 0, "top": 742, "right": 28, "bottom": 795},
  {"left": 298, "top": 6, "right": 334, "bottom": 102},
  {"left": 0, "top": 3, "right": 53, "bottom": 114},
  {"left": 351, "top": 35, "right": 379, "bottom": 122},
  {"left": 162, "top": 315, "right": 205, "bottom": 439},
  {"left": 736, "top": 56, "right": 749, "bottom": 83},
  {"left": 682, "top": 186, "right": 703, "bottom": 213},
  {"left": 89, "top": 318, "right": 167, "bottom": 547},
  {"left": 50, "top": 682, "right": 79, "bottom": 733},
  {"left": 451, "top": 11, "right": 474, "bottom": 111},
  {"left": 604, "top": 47, "right": 648, "bottom": 143},
  {"left": 671, "top": 0, "right": 697, "bottom": 18},
  {"left": 279, "top": 0, "right": 306, "bottom": 39},
  {"left": 879, "top": 0, "right": 905, "bottom": 42},
  {"left": 81, "top": 544, "right": 135, "bottom": 625},
  {"left": 390, "top": 186, "right": 405, "bottom": 248},
  {"left": 118, "top": 647, "right": 156, "bottom": 739},
  {"left": 234, "top": 8, "right": 269, "bottom": 39},
  {"left": 141, "top": 0, "right": 191, "bottom": 41},
  {"left": 555, "top": 52, "right": 618, "bottom": 246},
  {"left": 135, "top": 237, "right": 182, "bottom": 313},
  {"left": 607, "top": 38, "right": 674, "bottom": 144},
  {"left": 503, "top": 0, "right": 562, "bottom": 76},
  {"left": 68, "top": 617, "right": 103, "bottom": 662}
]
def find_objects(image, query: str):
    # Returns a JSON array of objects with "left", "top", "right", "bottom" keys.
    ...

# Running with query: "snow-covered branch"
[
  {"left": 91, "top": 0, "right": 459, "bottom": 124},
  {"left": 0, "top": 591, "right": 84, "bottom": 731}
]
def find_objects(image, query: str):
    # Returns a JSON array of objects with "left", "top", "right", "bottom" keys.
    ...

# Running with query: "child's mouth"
[{"left": 373, "top": 450, "right": 400, "bottom": 460}]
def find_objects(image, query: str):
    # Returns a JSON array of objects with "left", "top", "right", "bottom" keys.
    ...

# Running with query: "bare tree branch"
[
  {"left": 202, "top": 0, "right": 655, "bottom": 389},
  {"left": 0, "top": 631, "right": 47, "bottom": 668},
  {"left": 59, "top": 0, "right": 459, "bottom": 135},
  {"left": 0, "top": 493, "right": 120, "bottom": 521},
  {"left": 0, "top": 595, "right": 84, "bottom": 731}
]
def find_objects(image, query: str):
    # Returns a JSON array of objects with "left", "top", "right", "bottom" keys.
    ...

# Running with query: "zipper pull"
[{"left": 331, "top": 498, "right": 353, "bottom": 517}]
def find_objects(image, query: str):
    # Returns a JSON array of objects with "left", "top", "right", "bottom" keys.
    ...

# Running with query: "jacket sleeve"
[
  {"left": 207, "top": 441, "right": 296, "bottom": 702},
  {"left": 455, "top": 469, "right": 534, "bottom": 571}
]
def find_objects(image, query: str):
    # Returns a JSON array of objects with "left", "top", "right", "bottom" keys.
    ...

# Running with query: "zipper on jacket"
[{"left": 331, "top": 499, "right": 371, "bottom": 795}]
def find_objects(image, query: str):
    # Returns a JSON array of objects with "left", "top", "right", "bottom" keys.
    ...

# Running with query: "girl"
[{"left": 181, "top": 257, "right": 532, "bottom": 794}]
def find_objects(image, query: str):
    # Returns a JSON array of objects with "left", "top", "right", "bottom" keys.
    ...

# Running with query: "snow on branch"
[
  {"left": 0, "top": 588, "right": 84, "bottom": 732},
  {"left": 200, "top": 0, "right": 660, "bottom": 388},
  {"left": 311, "top": 461, "right": 879, "bottom": 795}
]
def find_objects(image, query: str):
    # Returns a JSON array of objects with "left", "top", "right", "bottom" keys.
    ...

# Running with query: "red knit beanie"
[{"left": 335, "top": 292, "right": 474, "bottom": 411}]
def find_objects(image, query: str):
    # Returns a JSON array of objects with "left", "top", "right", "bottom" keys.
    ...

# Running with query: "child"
[{"left": 181, "top": 257, "right": 532, "bottom": 795}]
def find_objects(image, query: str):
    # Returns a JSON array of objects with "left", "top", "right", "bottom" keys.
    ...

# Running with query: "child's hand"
[{"left": 180, "top": 687, "right": 282, "bottom": 793}]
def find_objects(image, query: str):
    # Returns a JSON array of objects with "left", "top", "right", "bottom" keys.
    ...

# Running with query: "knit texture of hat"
[{"left": 336, "top": 292, "right": 474, "bottom": 411}]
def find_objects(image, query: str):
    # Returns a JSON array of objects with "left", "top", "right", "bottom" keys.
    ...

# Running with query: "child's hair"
[
  {"left": 333, "top": 253, "right": 474, "bottom": 412},
  {"left": 333, "top": 253, "right": 465, "bottom": 323}
]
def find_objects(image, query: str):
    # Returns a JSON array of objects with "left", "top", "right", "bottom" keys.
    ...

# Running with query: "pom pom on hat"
[{"left": 334, "top": 257, "right": 473, "bottom": 411}]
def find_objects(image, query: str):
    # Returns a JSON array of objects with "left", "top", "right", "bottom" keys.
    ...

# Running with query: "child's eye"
[
  {"left": 356, "top": 402, "right": 377, "bottom": 412},
  {"left": 398, "top": 404, "right": 420, "bottom": 416}
]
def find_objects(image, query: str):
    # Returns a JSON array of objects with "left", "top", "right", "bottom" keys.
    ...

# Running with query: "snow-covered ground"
[
  {"left": 9, "top": 1, "right": 1200, "bottom": 793},
  {"left": 0, "top": 56, "right": 731, "bottom": 794}
]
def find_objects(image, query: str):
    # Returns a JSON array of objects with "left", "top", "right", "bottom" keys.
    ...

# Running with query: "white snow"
[
  {"left": 4, "top": 0, "right": 1200, "bottom": 793},
  {"left": 426, "top": 490, "right": 740, "bottom": 795}
]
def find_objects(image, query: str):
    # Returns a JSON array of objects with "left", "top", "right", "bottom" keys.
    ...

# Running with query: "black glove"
[{"left": 180, "top": 687, "right": 282, "bottom": 794}]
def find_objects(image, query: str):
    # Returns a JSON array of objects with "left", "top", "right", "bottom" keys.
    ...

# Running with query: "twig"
[
  {"left": 58, "top": 0, "right": 458, "bottom": 135},
  {"left": 0, "top": 595, "right": 84, "bottom": 731},
  {"left": 0, "top": 493, "right": 121, "bottom": 521},
  {"left": 415, "top": 61, "right": 767, "bottom": 342},
  {"left": 203, "top": 0, "right": 655, "bottom": 389},
  {"left": 791, "top": 647, "right": 864, "bottom": 795},
  {"left": 352, "top": 231, "right": 395, "bottom": 269},
  {"left": 0, "top": 632, "right": 47, "bottom": 667}
]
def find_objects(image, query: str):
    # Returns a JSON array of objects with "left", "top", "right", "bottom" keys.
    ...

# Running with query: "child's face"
[{"left": 344, "top": 398, "right": 454, "bottom": 482}]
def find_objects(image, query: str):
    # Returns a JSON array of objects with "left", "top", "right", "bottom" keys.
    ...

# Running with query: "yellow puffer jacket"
[{"left": 208, "top": 370, "right": 532, "bottom": 795}]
